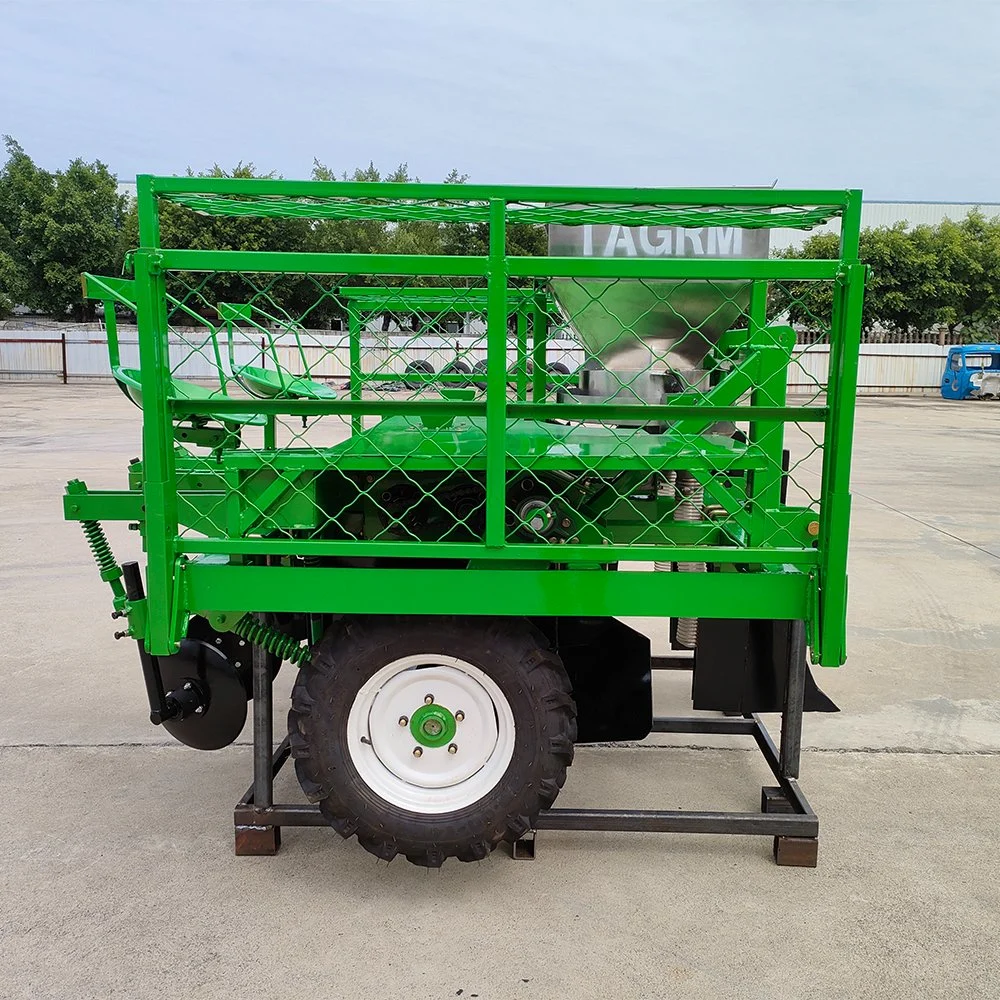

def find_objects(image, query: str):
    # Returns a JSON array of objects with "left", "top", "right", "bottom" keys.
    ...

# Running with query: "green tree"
[
  {"left": 0, "top": 137, "right": 125, "bottom": 319},
  {"left": 773, "top": 215, "right": 1000, "bottom": 341}
]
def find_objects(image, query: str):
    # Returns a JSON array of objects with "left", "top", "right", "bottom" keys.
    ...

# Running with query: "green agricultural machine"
[{"left": 65, "top": 177, "right": 865, "bottom": 867}]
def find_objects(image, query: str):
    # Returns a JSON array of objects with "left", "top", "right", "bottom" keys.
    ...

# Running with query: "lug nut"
[
  {"left": 398, "top": 715, "right": 408, "bottom": 727},
  {"left": 448, "top": 744, "right": 458, "bottom": 755},
  {"left": 424, "top": 694, "right": 434, "bottom": 705},
  {"left": 455, "top": 710, "right": 465, "bottom": 722},
  {"left": 412, "top": 747, "right": 423, "bottom": 758},
  {"left": 194, "top": 706, "right": 204, "bottom": 714}
]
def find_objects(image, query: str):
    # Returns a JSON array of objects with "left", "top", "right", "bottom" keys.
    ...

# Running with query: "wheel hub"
[
  {"left": 409, "top": 702, "right": 457, "bottom": 748},
  {"left": 347, "top": 654, "right": 516, "bottom": 813}
]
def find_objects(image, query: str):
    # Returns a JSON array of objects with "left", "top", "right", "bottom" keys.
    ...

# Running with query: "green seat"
[
  {"left": 114, "top": 367, "right": 267, "bottom": 427},
  {"left": 235, "top": 364, "right": 338, "bottom": 401}
]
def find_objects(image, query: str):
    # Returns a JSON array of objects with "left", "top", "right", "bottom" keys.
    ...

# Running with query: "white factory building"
[{"left": 770, "top": 200, "right": 1000, "bottom": 252}]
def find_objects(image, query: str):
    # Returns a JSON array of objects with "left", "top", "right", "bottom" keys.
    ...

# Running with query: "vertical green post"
[
  {"left": 515, "top": 309, "right": 528, "bottom": 402},
  {"left": 103, "top": 300, "right": 121, "bottom": 369},
  {"left": 347, "top": 304, "right": 363, "bottom": 436},
  {"left": 134, "top": 177, "right": 179, "bottom": 654},
  {"left": 485, "top": 198, "right": 508, "bottom": 547},
  {"left": 816, "top": 261, "right": 864, "bottom": 666},
  {"left": 531, "top": 286, "right": 548, "bottom": 403},
  {"left": 745, "top": 281, "right": 789, "bottom": 543}
]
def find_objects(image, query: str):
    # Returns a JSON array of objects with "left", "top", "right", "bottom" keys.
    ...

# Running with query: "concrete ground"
[{"left": 1, "top": 384, "right": 998, "bottom": 999}]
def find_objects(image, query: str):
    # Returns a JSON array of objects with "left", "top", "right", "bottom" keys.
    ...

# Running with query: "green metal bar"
[
  {"left": 175, "top": 537, "right": 818, "bottom": 566},
  {"left": 149, "top": 175, "right": 854, "bottom": 207},
  {"left": 509, "top": 403, "right": 826, "bottom": 423},
  {"left": 64, "top": 490, "right": 143, "bottom": 521},
  {"left": 840, "top": 190, "right": 864, "bottom": 261},
  {"left": 817, "top": 262, "right": 865, "bottom": 666},
  {"left": 158, "top": 249, "right": 487, "bottom": 278},
  {"left": 515, "top": 310, "right": 528, "bottom": 402},
  {"left": 171, "top": 398, "right": 487, "bottom": 418},
  {"left": 137, "top": 175, "right": 160, "bottom": 248},
  {"left": 82, "top": 273, "right": 138, "bottom": 309},
  {"left": 155, "top": 249, "right": 840, "bottom": 282},
  {"left": 485, "top": 198, "right": 508, "bottom": 547},
  {"left": 347, "top": 306, "right": 363, "bottom": 436},
  {"left": 181, "top": 562, "right": 811, "bottom": 618},
  {"left": 134, "top": 248, "right": 178, "bottom": 654},
  {"left": 341, "top": 286, "right": 536, "bottom": 306},
  {"left": 102, "top": 300, "right": 121, "bottom": 370},
  {"left": 747, "top": 289, "right": 790, "bottom": 545},
  {"left": 531, "top": 289, "right": 548, "bottom": 403},
  {"left": 168, "top": 395, "right": 826, "bottom": 423},
  {"left": 509, "top": 258, "right": 841, "bottom": 281},
  {"left": 168, "top": 397, "right": 826, "bottom": 423}
]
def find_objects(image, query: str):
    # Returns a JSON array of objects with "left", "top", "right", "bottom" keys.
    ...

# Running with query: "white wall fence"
[{"left": 0, "top": 327, "right": 949, "bottom": 394}]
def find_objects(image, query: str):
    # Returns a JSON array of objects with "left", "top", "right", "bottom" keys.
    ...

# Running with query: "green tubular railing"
[{"left": 69, "top": 177, "right": 863, "bottom": 667}]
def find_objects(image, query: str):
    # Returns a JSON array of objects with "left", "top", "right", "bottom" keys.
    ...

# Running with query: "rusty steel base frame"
[{"left": 234, "top": 623, "right": 820, "bottom": 868}]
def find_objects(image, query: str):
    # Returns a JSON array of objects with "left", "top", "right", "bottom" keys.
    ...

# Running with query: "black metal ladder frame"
[{"left": 234, "top": 623, "right": 819, "bottom": 867}]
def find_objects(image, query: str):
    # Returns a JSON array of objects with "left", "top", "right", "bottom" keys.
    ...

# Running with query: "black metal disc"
[
  {"left": 159, "top": 638, "right": 248, "bottom": 750},
  {"left": 186, "top": 615, "right": 280, "bottom": 697}
]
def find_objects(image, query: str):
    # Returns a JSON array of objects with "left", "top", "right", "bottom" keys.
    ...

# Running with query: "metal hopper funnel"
[{"left": 548, "top": 217, "right": 770, "bottom": 385}]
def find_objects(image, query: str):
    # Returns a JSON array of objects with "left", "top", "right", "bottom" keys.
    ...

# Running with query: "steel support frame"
[{"left": 233, "top": 621, "right": 819, "bottom": 867}]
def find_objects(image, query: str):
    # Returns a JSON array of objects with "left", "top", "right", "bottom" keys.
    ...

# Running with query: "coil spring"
[
  {"left": 673, "top": 471, "right": 705, "bottom": 649},
  {"left": 81, "top": 520, "right": 119, "bottom": 577},
  {"left": 232, "top": 615, "right": 311, "bottom": 665}
]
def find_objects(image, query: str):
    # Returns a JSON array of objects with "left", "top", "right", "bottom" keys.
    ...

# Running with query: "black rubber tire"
[
  {"left": 288, "top": 615, "right": 576, "bottom": 867},
  {"left": 471, "top": 358, "right": 489, "bottom": 388},
  {"left": 403, "top": 359, "right": 435, "bottom": 390},
  {"left": 440, "top": 359, "right": 472, "bottom": 387}
]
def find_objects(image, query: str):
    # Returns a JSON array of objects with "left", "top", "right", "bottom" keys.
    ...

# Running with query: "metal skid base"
[{"left": 234, "top": 627, "right": 819, "bottom": 868}]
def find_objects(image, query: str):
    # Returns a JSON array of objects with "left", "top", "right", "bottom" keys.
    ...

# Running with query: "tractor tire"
[
  {"left": 440, "top": 360, "right": 472, "bottom": 387},
  {"left": 288, "top": 615, "right": 576, "bottom": 867},
  {"left": 403, "top": 359, "right": 435, "bottom": 390}
]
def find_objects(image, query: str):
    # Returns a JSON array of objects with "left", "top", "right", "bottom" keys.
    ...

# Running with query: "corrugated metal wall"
[
  {"left": 790, "top": 343, "right": 948, "bottom": 393},
  {"left": 1, "top": 328, "right": 949, "bottom": 392}
]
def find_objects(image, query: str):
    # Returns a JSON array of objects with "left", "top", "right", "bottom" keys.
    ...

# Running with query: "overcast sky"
[{"left": 2, "top": 0, "right": 999, "bottom": 201}]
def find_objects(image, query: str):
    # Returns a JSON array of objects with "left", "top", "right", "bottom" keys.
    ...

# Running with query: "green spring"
[
  {"left": 232, "top": 615, "right": 310, "bottom": 665},
  {"left": 81, "top": 520, "right": 119, "bottom": 577}
]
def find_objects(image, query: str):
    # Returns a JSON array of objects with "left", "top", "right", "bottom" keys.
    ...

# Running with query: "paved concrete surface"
[{"left": 1, "top": 385, "right": 998, "bottom": 999}]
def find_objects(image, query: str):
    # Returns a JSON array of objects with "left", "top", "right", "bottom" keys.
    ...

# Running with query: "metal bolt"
[
  {"left": 183, "top": 682, "right": 192, "bottom": 691},
  {"left": 195, "top": 705, "right": 204, "bottom": 714},
  {"left": 561, "top": 517, "right": 572, "bottom": 528},
  {"left": 807, "top": 520, "right": 820, "bottom": 537},
  {"left": 215, "top": 638, "right": 223, "bottom": 645},
  {"left": 398, "top": 715, "right": 408, "bottom": 727},
  {"left": 424, "top": 694, "right": 434, "bottom": 705},
  {"left": 448, "top": 744, "right": 458, "bottom": 755},
  {"left": 455, "top": 710, "right": 465, "bottom": 722},
  {"left": 110, "top": 610, "right": 124, "bottom": 620},
  {"left": 113, "top": 630, "right": 129, "bottom": 640},
  {"left": 412, "top": 746, "right": 423, "bottom": 757}
]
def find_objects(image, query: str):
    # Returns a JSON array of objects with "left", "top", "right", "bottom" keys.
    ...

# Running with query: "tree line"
[
  {"left": 2, "top": 136, "right": 999, "bottom": 343},
  {"left": 775, "top": 214, "right": 1000, "bottom": 343}
]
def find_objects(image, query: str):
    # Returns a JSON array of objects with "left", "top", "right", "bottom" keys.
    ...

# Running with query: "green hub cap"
[{"left": 409, "top": 703, "right": 458, "bottom": 748}]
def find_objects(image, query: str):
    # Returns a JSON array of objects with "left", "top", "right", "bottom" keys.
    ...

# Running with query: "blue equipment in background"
[{"left": 941, "top": 344, "right": 1000, "bottom": 400}]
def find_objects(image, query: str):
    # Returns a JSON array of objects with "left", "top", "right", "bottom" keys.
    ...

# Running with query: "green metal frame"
[{"left": 66, "top": 178, "right": 864, "bottom": 668}]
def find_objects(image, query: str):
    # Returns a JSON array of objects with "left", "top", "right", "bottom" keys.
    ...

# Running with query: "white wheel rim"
[{"left": 346, "top": 653, "right": 516, "bottom": 814}]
